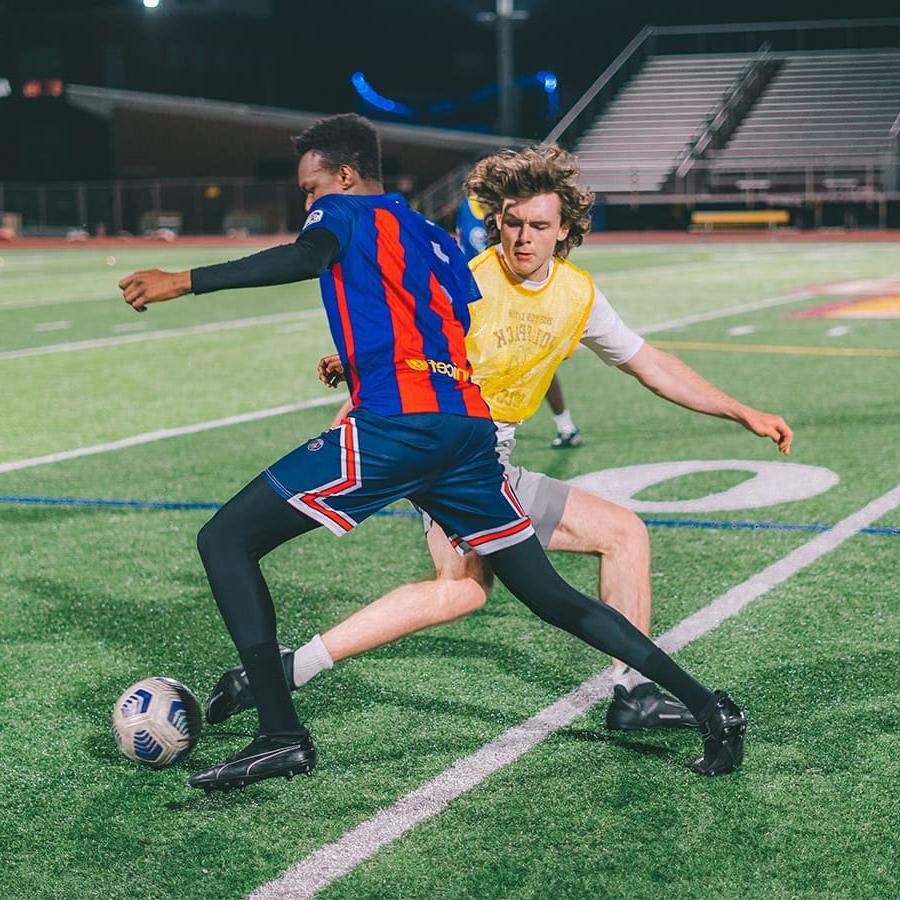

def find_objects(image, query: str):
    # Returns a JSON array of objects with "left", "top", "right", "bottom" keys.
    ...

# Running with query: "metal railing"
[
  {"left": 413, "top": 163, "right": 474, "bottom": 224},
  {"left": 581, "top": 155, "right": 900, "bottom": 199},
  {"left": 0, "top": 175, "right": 411, "bottom": 236},
  {"left": 669, "top": 43, "right": 778, "bottom": 188},
  {"left": 542, "top": 25, "right": 656, "bottom": 149},
  {"left": 889, "top": 111, "right": 900, "bottom": 191}
]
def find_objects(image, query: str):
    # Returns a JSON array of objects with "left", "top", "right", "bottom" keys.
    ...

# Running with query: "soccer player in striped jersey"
[
  {"left": 120, "top": 118, "right": 752, "bottom": 790},
  {"left": 212, "top": 144, "right": 790, "bottom": 742}
]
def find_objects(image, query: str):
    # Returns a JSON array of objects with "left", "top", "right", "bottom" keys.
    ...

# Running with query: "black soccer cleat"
[
  {"left": 690, "top": 691, "right": 747, "bottom": 776},
  {"left": 205, "top": 646, "right": 295, "bottom": 725},
  {"left": 606, "top": 682, "right": 698, "bottom": 730},
  {"left": 189, "top": 730, "right": 316, "bottom": 792}
]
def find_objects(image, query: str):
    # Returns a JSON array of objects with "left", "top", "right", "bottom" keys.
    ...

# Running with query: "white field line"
[
  {"left": 590, "top": 256, "right": 788, "bottom": 283},
  {"left": 0, "top": 289, "right": 826, "bottom": 472},
  {"left": 249, "top": 482, "right": 900, "bottom": 900},
  {"left": 0, "top": 309, "right": 325, "bottom": 360},
  {"left": 637, "top": 291, "right": 814, "bottom": 336},
  {"left": 0, "top": 291, "right": 130, "bottom": 312},
  {"left": 4, "top": 286, "right": 810, "bottom": 362},
  {"left": 0, "top": 395, "right": 344, "bottom": 474}
]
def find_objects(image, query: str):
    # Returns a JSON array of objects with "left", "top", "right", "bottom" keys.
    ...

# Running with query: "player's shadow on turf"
[
  {"left": 368, "top": 632, "right": 577, "bottom": 690},
  {"left": 10, "top": 575, "right": 216, "bottom": 650},
  {"left": 304, "top": 669, "right": 525, "bottom": 731},
  {"left": 557, "top": 728, "right": 677, "bottom": 759},
  {"left": 164, "top": 792, "right": 269, "bottom": 811},
  {"left": 0, "top": 506, "right": 93, "bottom": 524}
]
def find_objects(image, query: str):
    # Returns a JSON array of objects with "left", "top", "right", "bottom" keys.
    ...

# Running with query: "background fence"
[{"left": 0, "top": 176, "right": 416, "bottom": 236}]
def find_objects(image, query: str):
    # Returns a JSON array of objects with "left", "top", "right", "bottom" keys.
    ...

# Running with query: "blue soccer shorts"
[{"left": 263, "top": 408, "right": 534, "bottom": 555}]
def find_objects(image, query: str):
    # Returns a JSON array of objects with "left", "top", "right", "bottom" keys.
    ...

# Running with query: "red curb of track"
[
  {"left": 581, "top": 230, "right": 900, "bottom": 244},
  {"left": 1, "top": 230, "right": 898, "bottom": 250}
]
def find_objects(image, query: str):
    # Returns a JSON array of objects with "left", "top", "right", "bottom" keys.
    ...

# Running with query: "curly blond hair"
[{"left": 463, "top": 145, "right": 594, "bottom": 259}]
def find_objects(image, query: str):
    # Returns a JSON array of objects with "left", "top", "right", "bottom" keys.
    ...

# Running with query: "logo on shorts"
[
  {"left": 307, "top": 438, "right": 324, "bottom": 451},
  {"left": 405, "top": 358, "right": 470, "bottom": 382},
  {"left": 302, "top": 210, "right": 324, "bottom": 230}
]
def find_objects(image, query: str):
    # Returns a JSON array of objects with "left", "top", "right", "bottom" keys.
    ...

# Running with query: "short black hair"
[{"left": 291, "top": 113, "right": 382, "bottom": 182}]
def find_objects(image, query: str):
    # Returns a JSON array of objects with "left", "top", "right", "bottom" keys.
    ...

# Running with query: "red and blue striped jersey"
[{"left": 302, "top": 193, "right": 490, "bottom": 419}]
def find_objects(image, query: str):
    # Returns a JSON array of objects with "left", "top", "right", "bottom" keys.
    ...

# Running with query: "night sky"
[{"left": 2, "top": 0, "right": 896, "bottom": 133}]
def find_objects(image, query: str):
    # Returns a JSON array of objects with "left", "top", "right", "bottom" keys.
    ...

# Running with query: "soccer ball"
[{"left": 112, "top": 677, "right": 202, "bottom": 768}]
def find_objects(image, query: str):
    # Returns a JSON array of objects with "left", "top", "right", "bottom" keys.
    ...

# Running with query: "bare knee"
[
  {"left": 434, "top": 550, "right": 493, "bottom": 598},
  {"left": 601, "top": 508, "right": 649, "bottom": 558},
  {"left": 434, "top": 576, "right": 490, "bottom": 619}
]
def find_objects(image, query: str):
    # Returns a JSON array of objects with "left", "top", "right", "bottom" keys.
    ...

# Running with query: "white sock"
[
  {"left": 552, "top": 408, "right": 576, "bottom": 435},
  {"left": 611, "top": 664, "right": 650, "bottom": 692},
  {"left": 291, "top": 634, "right": 334, "bottom": 688}
]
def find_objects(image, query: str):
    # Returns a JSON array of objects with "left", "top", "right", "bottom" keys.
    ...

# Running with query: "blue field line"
[
  {"left": 1, "top": 494, "right": 898, "bottom": 536},
  {"left": 0, "top": 494, "right": 222, "bottom": 511}
]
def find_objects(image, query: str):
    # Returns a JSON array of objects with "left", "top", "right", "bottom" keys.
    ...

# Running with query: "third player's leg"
[{"left": 319, "top": 523, "right": 493, "bottom": 664}]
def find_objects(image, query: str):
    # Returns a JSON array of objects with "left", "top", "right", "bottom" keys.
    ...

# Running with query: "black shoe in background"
[
  {"left": 205, "top": 646, "right": 295, "bottom": 725},
  {"left": 606, "top": 682, "right": 698, "bottom": 730}
]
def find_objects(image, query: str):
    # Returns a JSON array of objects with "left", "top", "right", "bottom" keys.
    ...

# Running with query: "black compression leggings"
[
  {"left": 197, "top": 475, "right": 319, "bottom": 650},
  {"left": 489, "top": 536, "right": 713, "bottom": 719},
  {"left": 197, "top": 478, "right": 713, "bottom": 722}
]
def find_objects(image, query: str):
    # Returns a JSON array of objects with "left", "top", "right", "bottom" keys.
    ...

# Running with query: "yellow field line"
[{"left": 651, "top": 340, "right": 900, "bottom": 358}]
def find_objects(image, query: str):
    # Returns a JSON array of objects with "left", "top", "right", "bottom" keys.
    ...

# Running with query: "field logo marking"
[
  {"left": 249, "top": 483, "right": 900, "bottom": 900},
  {"left": 569, "top": 460, "right": 839, "bottom": 513}
]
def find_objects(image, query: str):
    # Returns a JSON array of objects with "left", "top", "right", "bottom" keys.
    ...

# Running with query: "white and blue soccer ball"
[{"left": 112, "top": 677, "right": 202, "bottom": 768}]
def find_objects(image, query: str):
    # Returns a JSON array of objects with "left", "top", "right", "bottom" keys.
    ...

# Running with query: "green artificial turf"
[{"left": 0, "top": 241, "right": 898, "bottom": 899}]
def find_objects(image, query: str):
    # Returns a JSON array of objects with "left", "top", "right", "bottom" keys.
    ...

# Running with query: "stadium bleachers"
[
  {"left": 708, "top": 50, "right": 900, "bottom": 190},
  {"left": 575, "top": 54, "right": 755, "bottom": 193},
  {"left": 569, "top": 34, "right": 900, "bottom": 199}
]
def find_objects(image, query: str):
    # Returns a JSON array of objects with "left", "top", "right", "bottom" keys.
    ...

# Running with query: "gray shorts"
[{"left": 503, "top": 463, "right": 571, "bottom": 547}]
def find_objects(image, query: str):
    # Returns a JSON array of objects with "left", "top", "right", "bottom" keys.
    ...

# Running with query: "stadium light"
[
  {"left": 143, "top": 0, "right": 161, "bottom": 9},
  {"left": 477, "top": 1, "right": 530, "bottom": 136},
  {"left": 350, "top": 73, "right": 415, "bottom": 117}
]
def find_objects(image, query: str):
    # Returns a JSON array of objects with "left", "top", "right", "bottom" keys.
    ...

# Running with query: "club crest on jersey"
[
  {"left": 307, "top": 438, "right": 325, "bottom": 451},
  {"left": 302, "top": 210, "right": 324, "bottom": 230}
]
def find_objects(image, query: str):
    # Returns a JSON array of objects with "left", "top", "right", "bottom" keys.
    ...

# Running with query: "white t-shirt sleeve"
[{"left": 579, "top": 284, "right": 644, "bottom": 366}]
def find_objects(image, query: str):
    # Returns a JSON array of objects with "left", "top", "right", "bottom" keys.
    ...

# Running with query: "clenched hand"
[
  {"left": 318, "top": 354, "right": 345, "bottom": 388},
  {"left": 118, "top": 269, "right": 191, "bottom": 312}
]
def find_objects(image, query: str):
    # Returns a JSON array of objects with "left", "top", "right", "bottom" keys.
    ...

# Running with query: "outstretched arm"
[
  {"left": 619, "top": 343, "right": 793, "bottom": 454},
  {"left": 118, "top": 228, "right": 339, "bottom": 312}
]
